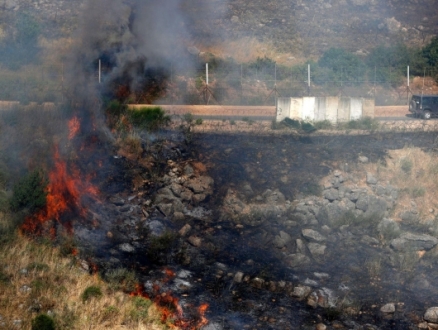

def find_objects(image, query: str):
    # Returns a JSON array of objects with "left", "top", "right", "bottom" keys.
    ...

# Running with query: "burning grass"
[{"left": 0, "top": 232, "right": 171, "bottom": 330}]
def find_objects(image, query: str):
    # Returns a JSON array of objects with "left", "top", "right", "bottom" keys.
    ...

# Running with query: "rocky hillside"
[
  {"left": 187, "top": 0, "right": 438, "bottom": 63},
  {"left": 1, "top": 0, "right": 438, "bottom": 66}
]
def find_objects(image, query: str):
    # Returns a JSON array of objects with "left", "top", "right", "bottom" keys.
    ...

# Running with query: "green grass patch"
[
  {"left": 342, "top": 117, "right": 380, "bottom": 130},
  {"left": 81, "top": 285, "right": 103, "bottom": 302},
  {"left": 128, "top": 107, "right": 171, "bottom": 131}
]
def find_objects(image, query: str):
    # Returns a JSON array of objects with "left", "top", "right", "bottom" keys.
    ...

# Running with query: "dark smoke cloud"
[{"left": 67, "top": 0, "right": 226, "bottom": 105}]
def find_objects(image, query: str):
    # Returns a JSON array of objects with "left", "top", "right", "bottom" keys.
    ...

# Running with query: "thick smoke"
[{"left": 68, "top": 0, "right": 215, "bottom": 105}]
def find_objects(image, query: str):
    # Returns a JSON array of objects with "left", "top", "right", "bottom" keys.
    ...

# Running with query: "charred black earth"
[{"left": 76, "top": 130, "right": 438, "bottom": 330}]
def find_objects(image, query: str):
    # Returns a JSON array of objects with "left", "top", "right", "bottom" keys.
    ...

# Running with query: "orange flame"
[
  {"left": 196, "top": 303, "right": 209, "bottom": 328},
  {"left": 21, "top": 146, "right": 99, "bottom": 236},
  {"left": 68, "top": 116, "right": 80, "bottom": 140},
  {"left": 129, "top": 280, "right": 209, "bottom": 329}
]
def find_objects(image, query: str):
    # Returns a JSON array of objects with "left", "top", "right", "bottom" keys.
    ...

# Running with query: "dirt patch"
[{"left": 375, "top": 105, "right": 409, "bottom": 117}]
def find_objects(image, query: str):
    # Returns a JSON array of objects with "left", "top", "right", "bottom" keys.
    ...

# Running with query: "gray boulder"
[
  {"left": 380, "top": 303, "right": 396, "bottom": 314},
  {"left": 377, "top": 218, "right": 400, "bottom": 238},
  {"left": 317, "top": 203, "right": 349, "bottom": 226},
  {"left": 366, "top": 172, "right": 378, "bottom": 185},
  {"left": 390, "top": 233, "right": 438, "bottom": 251},
  {"left": 286, "top": 253, "right": 311, "bottom": 267},
  {"left": 184, "top": 176, "right": 214, "bottom": 194},
  {"left": 356, "top": 195, "right": 387, "bottom": 219},
  {"left": 323, "top": 188, "right": 339, "bottom": 202},
  {"left": 291, "top": 285, "right": 312, "bottom": 299},
  {"left": 302, "top": 229, "right": 326, "bottom": 242},
  {"left": 308, "top": 243, "right": 326, "bottom": 256},
  {"left": 262, "top": 189, "right": 286, "bottom": 204},
  {"left": 273, "top": 231, "right": 292, "bottom": 249},
  {"left": 424, "top": 307, "right": 438, "bottom": 323}
]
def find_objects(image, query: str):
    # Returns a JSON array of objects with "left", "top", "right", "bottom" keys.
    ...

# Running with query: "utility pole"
[{"left": 98, "top": 59, "right": 101, "bottom": 84}]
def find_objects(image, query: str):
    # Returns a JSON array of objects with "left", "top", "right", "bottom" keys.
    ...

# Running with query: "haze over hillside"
[
  {"left": 192, "top": 0, "right": 438, "bottom": 63},
  {"left": 1, "top": 0, "right": 437, "bottom": 64}
]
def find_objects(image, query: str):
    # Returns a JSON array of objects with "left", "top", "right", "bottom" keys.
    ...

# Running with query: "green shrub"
[
  {"left": 106, "top": 100, "right": 128, "bottom": 117},
  {"left": 147, "top": 231, "right": 177, "bottom": 263},
  {"left": 0, "top": 271, "right": 10, "bottom": 284},
  {"left": 31, "top": 314, "right": 55, "bottom": 330},
  {"left": 241, "top": 117, "right": 254, "bottom": 124},
  {"left": 130, "top": 296, "right": 152, "bottom": 322},
  {"left": 10, "top": 169, "right": 47, "bottom": 212},
  {"left": 282, "top": 118, "right": 301, "bottom": 129},
  {"left": 344, "top": 117, "right": 379, "bottom": 131},
  {"left": 31, "top": 278, "right": 52, "bottom": 295},
  {"left": 313, "top": 120, "right": 333, "bottom": 130},
  {"left": 102, "top": 305, "right": 119, "bottom": 321},
  {"left": 300, "top": 121, "right": 316, "bottom": 133},
  {"left": 105, "top": 268, "right": 138, "bottom": 293},
  {"left": 128, "top": 107, "right": 170, "bottom": 131},
  {"left": 400, "top": 158, "right": 413, "bottom": 174},
  {"left": 81, "top": 285, "right": 103, "bottom": 302},
  {"left": 195, "top": 118, "right": 203, "bottom": 125}
]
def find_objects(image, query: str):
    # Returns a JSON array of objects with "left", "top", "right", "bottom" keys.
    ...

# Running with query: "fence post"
[
  {"left": 307, "top": 64, "right": 310, "bottom": 96},
  {"left": 407, "top": 65, "right": 410, "bottom": 105}
]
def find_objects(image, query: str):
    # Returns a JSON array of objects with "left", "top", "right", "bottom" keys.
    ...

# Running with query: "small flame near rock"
[{"left": 130, "top": 278, "right": 209, "bottom": 329}]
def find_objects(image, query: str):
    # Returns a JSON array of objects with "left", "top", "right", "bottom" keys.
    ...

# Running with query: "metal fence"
[
  {"left": 0, "top": 63, "right": 436, "bottom": 106},
  {"left": 161, "top": 64, "right": 438, "bottom": 106}
]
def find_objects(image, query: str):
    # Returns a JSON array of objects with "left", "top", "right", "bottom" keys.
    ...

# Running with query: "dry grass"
[
  {"left": 194, "top": 36, "right": 306, "bottom": 65},
  {"left": 0, "top": 232, "right": 172, "bottom": 330},
  {"left": 362, "top": 146, "right": 438, "bottom": 222}
]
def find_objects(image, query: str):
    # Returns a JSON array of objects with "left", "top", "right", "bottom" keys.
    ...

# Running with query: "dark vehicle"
[{"left": 409, "top": 94, "right": 438, "bottom": 119}]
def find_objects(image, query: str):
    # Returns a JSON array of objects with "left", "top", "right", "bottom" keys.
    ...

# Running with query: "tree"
[
  {"left": 317, "top": 48, "right": 364, "bottom": 85},
  {"left": 422, "top": 36, "right": 438, "bottom": 68}
]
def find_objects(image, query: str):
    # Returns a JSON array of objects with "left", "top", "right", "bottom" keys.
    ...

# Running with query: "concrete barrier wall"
[
  {"left": 290, "top": 98, "right": 303, "bottom": 119},
  {"left": 326, "top": 97, "right": 339, "bottom": 123},
  {"left": 276, "top": 98, "right": 291, "bottom": 121},
  {"left": 276, "top": 97, "right": 374, "bottom": 123},
  {"left": 302, "top": 97, "right": 315, "bottom": 121}
]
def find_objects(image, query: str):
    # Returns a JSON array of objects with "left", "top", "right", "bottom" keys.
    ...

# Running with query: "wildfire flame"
[
  {"left": 21, "top": 146, "right": 99, "bottom": 236},
  {"left": 68, "top": 116, "right": 81, "bottom": 140},
  {"left": 130, "top": 280, "right": 209, "bottom": 329}
]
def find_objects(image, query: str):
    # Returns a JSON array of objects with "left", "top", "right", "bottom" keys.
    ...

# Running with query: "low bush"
[
  {"left": 343, "top": 117, "right": 379, "bottom": 131},
  {"left": 31, "top": 314, "right": 55, "bottom": 330},
  {"left": 81, "top": 285, "right": 103, "bottom": 302},
  {"left": 105, "top": 268, "right": 138, "bottom": 293},
  {"left": 128, "top": 106, "right": 170, "bottom": 131},
  {"left": 301, "top": 121, "right": 316, "bottom": 133},
  {"left": 313, "top": 120, "right": 333, "bottom": 130},
  {"left": 282, "top": 118, "right": 301, "bottom": 129},
  {"left": 10, "top": 169, "right": 47, "bottom": 213},
  {"left": 400, "top": 157, "right": 413, "bottom": 174}
]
